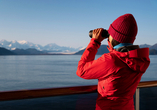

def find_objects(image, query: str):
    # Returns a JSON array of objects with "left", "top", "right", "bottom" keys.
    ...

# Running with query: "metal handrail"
[{"left": 0, "top": 80, "right": 157, "bottom": 110}]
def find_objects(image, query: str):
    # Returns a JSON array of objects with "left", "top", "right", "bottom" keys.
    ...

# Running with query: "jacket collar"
[
  {"left": 115, "top": 45, "right": 139, "bottom": 52},
  {"left": 113, "top": 43, "right": 133, "bottom": 49},
  {"left": 107, "top": 40, "right": 149, "bottom": 58}
]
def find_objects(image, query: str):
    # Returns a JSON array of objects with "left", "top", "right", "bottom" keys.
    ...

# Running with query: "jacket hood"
[{"left": 107, "top": 42, "right": 150, "bottom": 73}]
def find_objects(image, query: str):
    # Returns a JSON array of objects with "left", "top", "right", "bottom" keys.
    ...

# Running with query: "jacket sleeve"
[{"left": 76, "top": 38, "right": 112, "bottom": 79}]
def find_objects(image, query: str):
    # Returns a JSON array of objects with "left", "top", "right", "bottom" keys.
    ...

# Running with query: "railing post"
[{"left": 135, "top": 88, "right": 140, "bottom": 110}]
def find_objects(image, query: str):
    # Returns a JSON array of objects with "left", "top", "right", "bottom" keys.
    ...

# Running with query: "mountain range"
[
  {"left": 0, "top": 39, "right": 157, "bottom": 55},
  {"left": 0, "top": 39, "right": 82, "bottom": 53}
]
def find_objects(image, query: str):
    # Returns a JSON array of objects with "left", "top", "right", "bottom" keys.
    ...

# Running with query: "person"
[{"left": 76, "top": 14, "right": 150, "bottom": 110}]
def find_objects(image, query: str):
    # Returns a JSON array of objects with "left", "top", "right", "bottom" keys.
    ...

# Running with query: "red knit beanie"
[{"left": 108, "top": 14, "right": 138, "bottom": 43}]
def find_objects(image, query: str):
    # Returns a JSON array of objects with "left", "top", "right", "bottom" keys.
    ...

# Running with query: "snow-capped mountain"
[
  {"left": 0, "top": 40, "right": 42, "bottom": 50},
  {"left": 0, "top": 39, "right": 82, "bottom": 52}
]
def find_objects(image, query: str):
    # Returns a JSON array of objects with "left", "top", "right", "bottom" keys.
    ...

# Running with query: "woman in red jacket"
[{"left": 76, "top": 14, "right": 150, "bottom": 110}]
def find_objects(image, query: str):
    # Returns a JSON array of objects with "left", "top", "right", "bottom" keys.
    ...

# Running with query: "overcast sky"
[{"left": 0, "top": 0, "right": 157, "bottom": 48}]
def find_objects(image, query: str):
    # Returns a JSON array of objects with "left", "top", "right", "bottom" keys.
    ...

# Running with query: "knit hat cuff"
[{"left": 108, "top": 24, "right": 135, "bottom": 43}]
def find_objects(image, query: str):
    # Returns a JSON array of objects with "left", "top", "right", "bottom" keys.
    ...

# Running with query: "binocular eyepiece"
[{"left": 89, "top": 29, "right": 109, "bottom": 38}]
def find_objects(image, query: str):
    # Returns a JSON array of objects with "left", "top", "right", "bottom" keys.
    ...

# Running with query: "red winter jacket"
[{"left": 76, "top": 38, "right": 150, "bottom": 110}]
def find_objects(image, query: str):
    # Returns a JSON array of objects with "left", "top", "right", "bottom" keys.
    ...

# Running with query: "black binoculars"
[{"left": 89, "top": 29, "right": 109, "bottom": 38}]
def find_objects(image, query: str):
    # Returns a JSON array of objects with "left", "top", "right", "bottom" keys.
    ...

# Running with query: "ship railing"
[{"left": 0, "top": 80, "right": 157, "bottom": 110}]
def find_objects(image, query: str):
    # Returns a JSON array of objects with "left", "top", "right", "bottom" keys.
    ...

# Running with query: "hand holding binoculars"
[{"left": 89, "top": 29, "right": 109, "bottom": 38}]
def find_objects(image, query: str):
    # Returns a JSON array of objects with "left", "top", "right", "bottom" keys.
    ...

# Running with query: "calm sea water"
[{"left": 0, "top": 55, "right": 156, "bottom": 91}]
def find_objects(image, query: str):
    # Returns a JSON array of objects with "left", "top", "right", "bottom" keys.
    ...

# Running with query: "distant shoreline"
[{"left": 0, "top": 46, "right": 157, "bottom": 55}]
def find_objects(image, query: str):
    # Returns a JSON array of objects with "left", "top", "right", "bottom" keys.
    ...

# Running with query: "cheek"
[
  {"left": 108, "top": 37, "right": 113, "bottom": 47},
  {"left": 109, "top": 38, "right": 111, "bottom": 42}
]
